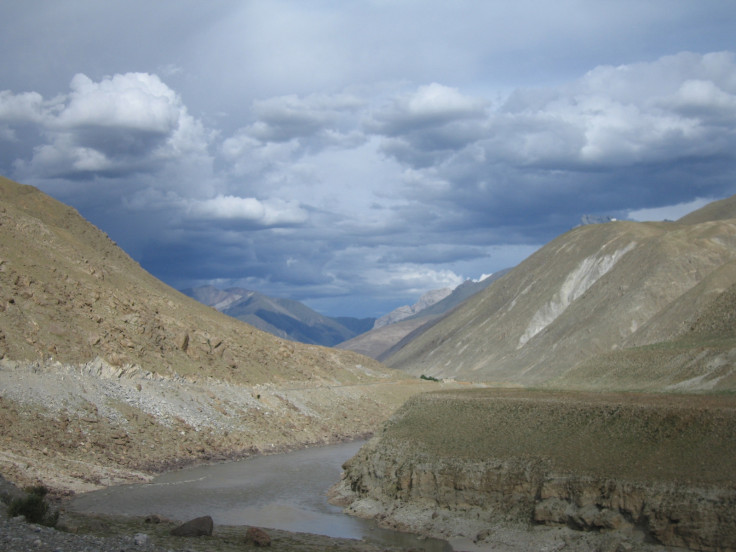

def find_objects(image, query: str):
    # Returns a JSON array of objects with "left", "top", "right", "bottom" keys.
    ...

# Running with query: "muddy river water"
[{"left": 69, "top": 440, "right": 451, "bottom": 551}]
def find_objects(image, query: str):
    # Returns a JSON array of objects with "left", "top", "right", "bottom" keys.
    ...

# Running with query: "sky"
[{"left": 1, "top": 1, "right": 735, "bottom": 318}]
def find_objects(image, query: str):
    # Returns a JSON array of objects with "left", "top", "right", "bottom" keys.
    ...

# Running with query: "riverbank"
[
  {"left": 0, "top": 500, "right": 430, "bottom": 552},
  {"left": 333, "top": 388, "right": 736, "bottom": 551}
]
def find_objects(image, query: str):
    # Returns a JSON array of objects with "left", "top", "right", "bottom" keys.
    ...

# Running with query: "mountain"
[
  {"left": 384, "top": 195, "right": 736, "bottom": 392},
  {"left": 0, "top": 176, "right": 372, "bottom": 382},
  {"left": 0, "top": 176, "right": 450, "bottom": 495},
  {"left": 337, "top": 272, "right": 507, "bottom": 359},
  {"left": 336, "top": 317, "right": 434, "bottom": 360},
  {"left": 181, "top": 285, "right": 374, "bottom": 347},
  {"left": 373, "top": 288, "right": 452, "bottom": 329},
  {"left": 401, "top": 271, "right": 511, "bottom": 321}
]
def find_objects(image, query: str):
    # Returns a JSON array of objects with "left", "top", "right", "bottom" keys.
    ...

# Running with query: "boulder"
[
  {"left": 144, "top": 513, "right": 173, "bottom": 524},
  {"left": 170, "top": 515, "right": 213, "bottom": 537},
  {"left": 245, "top": 526, "right": 271, "bottom": 547}
]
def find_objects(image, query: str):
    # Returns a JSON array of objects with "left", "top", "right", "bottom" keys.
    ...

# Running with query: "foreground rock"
[
  {"left": 245, "top": 526, "right": 272, "bottom": 546},
  {"left": 332, "top": 389, "right": 736, "bottom": 551},
  {"left": 170, "top": 515, "right": 213, "bottom": 537},
  {"left": 0, "top": 504, "right": 416, "bottom": 552}
]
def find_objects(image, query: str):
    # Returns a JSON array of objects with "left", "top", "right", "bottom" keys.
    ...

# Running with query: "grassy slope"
[{"left": 380, "top": 388, "right": 736, "bottom": 486}]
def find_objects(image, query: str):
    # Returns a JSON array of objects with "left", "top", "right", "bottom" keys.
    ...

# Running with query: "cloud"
[
  {"left": 189, "top": 195, "right": 308, "bottom": 226},
  {"left": 378, "top": 244, "right": 491, "bottom": 265},
  {"left": 367, "top": 265, "right": 466, "bottom": 297},
  {"left": 371, "top": 83, "right": 487, "bottom": 133},
  {"left": 200, "top": 51, "right": 736, "bottom": 309},
  {"left": 0, "top": 90, "right": 45, "bottom": 123},
  {"left": 247, "top": 92, "right": 364, "bottom": 142},
  {"left": 369, "top": 51, "right": 736, "bottom": 171},
  {"left": 4, "top": 72, "right": 212, "bottom": 181},
  {"left": 497, "top": 51, "right": 736, "bottom": 168},
  {"left": 368, "top": 84, "right": 487, "bottom": 159},
  {"left": 358, "top": 84, "right": 488, "bottom": 171},
  {"left": 56, "top": 73, "right": 181, "bottom": 132},
  {"left": 2, "top": 21, "right": 736, "bottom": 319},
  {"left": 667, "top": 79, "right": 736, "bottom": 124},
  {"left": 361, "top": 52, "right": 736, "bottom": 239}
]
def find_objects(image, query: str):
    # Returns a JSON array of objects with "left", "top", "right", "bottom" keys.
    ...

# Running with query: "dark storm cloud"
[{"left": 1, "top": 2, "right": 736, "bottom": 317}]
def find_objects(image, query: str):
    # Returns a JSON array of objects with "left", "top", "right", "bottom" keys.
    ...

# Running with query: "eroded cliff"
[{"left": 331, "top": 389, "right": 736, "bottom": 551}]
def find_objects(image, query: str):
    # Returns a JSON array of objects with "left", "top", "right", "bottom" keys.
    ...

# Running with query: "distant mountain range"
[
  {"left": 337, "top": 271, "right": 509, "bottom": 359},
  {"left": 181, "top": 285, "right": 375, "bottom": 347},
  {"left": 183, "top": 274, "right": 509, "bottom": 351},
  {"left": 373, "top": 288, "right": 453, "bottom": 329}
]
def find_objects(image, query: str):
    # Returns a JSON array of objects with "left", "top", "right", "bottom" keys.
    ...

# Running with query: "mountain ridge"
[
  {"left": 182, "top": 285, "right": 375, "bottom": 346},
  {"left": 372, "top": 287, "right": 452, "bottom": 329},
  {"left": 337, "top": 272, "right": 507, "bottom": 360},
  {"left": 385, "top": 200, "right": 736, "bottom": 391}
]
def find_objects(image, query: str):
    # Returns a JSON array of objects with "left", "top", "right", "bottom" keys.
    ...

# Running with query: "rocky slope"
[
  {"left": 0, "top": 176, "right": 448, "bottom": 495},
  {"left": 331, "top": 389, "right": 736, "bottom": 551},
  {"left": 0, "top": 176, "right": 380, "bottom": 384},
  {"left": 385, "top": 195, "right": 736, "bottom": 390}
]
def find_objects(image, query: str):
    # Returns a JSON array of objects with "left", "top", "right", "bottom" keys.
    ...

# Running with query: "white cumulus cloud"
[
  {"left": 7, "top": 72, "right": 213, "bottom": 182},
  {"left": 189, "top": 195, "right": 308, "bottom": 227},
  {"left": 55, "top": 73, "right": 181, "bottom": 132}
]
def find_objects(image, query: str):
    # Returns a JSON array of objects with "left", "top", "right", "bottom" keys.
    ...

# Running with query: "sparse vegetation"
[
  {"left": 8, "top": 485, "right": 58, "bottom": 527},
  {"left": 419, "top": 374, "right": 440, "bottom": 382},
  {"left": 380, "top": 388, "right": 736, "bottom": 484}
]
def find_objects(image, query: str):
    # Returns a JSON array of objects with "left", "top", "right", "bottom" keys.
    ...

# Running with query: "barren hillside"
[
  {"left": 0, "top": 176, "right": 386, "bottom": 385},
  {"left": 385, "top": 198, "right": 736, "bottom": 390}
]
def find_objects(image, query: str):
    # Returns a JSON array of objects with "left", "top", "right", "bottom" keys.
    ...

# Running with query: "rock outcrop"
[
  {"left": 170, "top": 515, "right": 214, "bottom": 537},
  {"left": 332, "top": 389, "right": 736, "bottom": 551}
]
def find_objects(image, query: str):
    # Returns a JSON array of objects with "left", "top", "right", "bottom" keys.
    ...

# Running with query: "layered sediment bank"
[{"left": 331, "top": 389, "right": 736, "bottom": 551}]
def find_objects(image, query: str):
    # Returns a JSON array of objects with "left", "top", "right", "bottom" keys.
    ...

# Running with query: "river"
[{"left": 68, "top": 440, "right": 452, "bottom": 551}]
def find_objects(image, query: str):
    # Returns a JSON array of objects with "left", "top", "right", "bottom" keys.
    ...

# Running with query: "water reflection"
[{"left": 69, "top": 440, "right": 451, "bottom": 551}]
